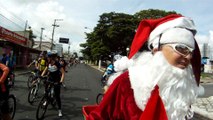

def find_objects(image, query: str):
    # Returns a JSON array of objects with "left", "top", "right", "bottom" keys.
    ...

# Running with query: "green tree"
[
  {"left": 80, "top": 9, "right": 179, "bottom": 62},
  {"left": 81, "top": 12, "right": 136, "bottom": 61},
  {"left": 134, "top": 9, "right": 178, "bottom": 24}
]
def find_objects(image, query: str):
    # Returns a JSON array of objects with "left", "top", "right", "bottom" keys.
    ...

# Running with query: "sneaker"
[
  {"left": 43, "top": 101, "right": 47, "bottom": 106},
  {"left": 58, "top": 110, "right": 63, "bottom": 117}
]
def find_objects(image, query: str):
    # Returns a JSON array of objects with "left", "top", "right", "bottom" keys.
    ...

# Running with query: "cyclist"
[
  {"left": 38, "top": 53, "right": 47, "bottom": 75},
  {"left": 101, "top": 63, "right": 114, "bottom": 86},
  {"left": 27, "top": 55, "right": 40, "bottom": 74},
  {"left": 27, "top": 54, "right": 45, "bottom": 87},
  {"left": 101, "top": 55, "right": 122, "bottom": 85},
  {"left": 41, "top": 50, "right": 65, "bottom": 117},
  {"left": 0, "top": 63, "right": 12, "bottom": 120}
]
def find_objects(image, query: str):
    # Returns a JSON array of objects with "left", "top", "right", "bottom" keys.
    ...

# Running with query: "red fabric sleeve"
[
  {"left": 84, "top": 71, "right": 142, "bottom": 120},
  {"left": 139, "top": 86, "right": 168, "bottom": 120}
]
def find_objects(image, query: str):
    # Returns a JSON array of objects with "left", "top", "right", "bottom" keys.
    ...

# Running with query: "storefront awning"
[{"left": 0, "top": 26, "right": 27, "bottom": 46}]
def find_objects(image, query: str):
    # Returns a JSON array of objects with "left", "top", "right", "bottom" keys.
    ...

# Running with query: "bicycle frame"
[{"left": 36, "top": 80, "right": 57, "bottom": 120}]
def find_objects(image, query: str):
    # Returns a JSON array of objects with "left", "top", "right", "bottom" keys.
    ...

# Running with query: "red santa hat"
[{"left": 128, "top": 14, "right": 201, "bottom": 86}]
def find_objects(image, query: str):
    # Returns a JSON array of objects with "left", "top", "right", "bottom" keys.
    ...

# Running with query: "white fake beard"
[
  {"left": 129, "top": 52, "right": 199, "bottom": 120},
  {"left": 157, "top": 54, "right": 198, "bottom": 120}
]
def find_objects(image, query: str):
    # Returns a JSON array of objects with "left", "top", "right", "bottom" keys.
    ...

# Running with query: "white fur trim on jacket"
[
  {"left": 128, "top": 52, "right": 168, "bottom": 111},
  {"left": 107, "top": 56, "right": 133, "bottom": 86},
  {"left": 114, "top": 56, "right": 133, "bottom": 72}
]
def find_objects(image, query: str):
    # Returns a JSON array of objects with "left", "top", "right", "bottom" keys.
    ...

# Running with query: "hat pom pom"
[{"left": 114, "top": 56, "right": 133, "bottom": 72}]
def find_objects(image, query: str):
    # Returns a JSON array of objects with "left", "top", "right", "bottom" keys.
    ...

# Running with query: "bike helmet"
[
  {"left": 113, "top": 54, "right": 122, "bottom": 61},
  {"left": 47, "top": 50, "right": 58, "bottom": 57}
]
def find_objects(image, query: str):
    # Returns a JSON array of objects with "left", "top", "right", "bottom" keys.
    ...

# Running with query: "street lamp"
[
  {"left": 39, "top": 27, "right": 45, "bottom": 50},
  {"left": 51, "top": 19, "right": 63, "bottom": 50}
]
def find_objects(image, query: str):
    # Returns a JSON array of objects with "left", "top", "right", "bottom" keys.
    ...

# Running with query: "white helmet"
[
  {"left": 113, "top": 54, "right": 122, "bottom": 61},
  {"left": 47, "top": 50, "right": 58, "bottom": 57}
]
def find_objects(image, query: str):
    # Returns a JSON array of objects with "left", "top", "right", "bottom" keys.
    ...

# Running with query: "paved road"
[
  {"left": 10, "top": 63, "right": 212, "bottom": 120},
  {"left": 12, "top": 63, "right": 103, "bottom": 120}
]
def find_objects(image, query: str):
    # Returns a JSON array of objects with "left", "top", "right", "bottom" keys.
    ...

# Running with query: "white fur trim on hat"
[
  {"left": 152, "top": 28, "right": 195, "bottom": 49},
  {"left": 148, "top": 17, "right": 196, "bottom": 50}
]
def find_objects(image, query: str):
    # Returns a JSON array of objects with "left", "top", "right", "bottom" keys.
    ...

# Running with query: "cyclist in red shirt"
[{"left": 0, "top": 63, "right": 11, "bottom": 120}]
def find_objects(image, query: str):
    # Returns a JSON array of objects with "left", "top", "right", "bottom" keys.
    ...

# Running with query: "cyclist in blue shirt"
[{"left": 101, "top": 54, "right": 122, "bottom": 86}]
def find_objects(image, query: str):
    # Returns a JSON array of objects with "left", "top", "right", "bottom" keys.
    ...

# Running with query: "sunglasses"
[{"left": 164, "top": 43, "right": 194, "bottom": 57}]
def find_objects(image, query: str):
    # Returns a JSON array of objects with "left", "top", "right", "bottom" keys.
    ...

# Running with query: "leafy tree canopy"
[{"left": 80, "top": 9, "right": 178, "bottom": 61}]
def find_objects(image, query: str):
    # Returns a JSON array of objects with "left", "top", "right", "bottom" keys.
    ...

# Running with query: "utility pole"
[
  {"left": 24, "top": 20, "right": 28, "bottom": 37},
  {"left": 68, "top": 43, "right": 70, "bottom": 55},
  {"left": 39, "top": 28, "right": 45, "bottom": 50},
  {"left": 51, "top": 19, "right": 63, "bottom": 50}
]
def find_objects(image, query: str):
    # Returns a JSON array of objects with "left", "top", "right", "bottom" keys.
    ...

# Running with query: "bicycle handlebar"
[{"left": 45, "top": 80, "right": 61, "bottom": 85}]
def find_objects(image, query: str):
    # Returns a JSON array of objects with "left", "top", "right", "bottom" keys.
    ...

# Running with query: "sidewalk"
[
  {"left": 14, "top": 65, "right": 213, "bottom": 119},
  {"left": 192, "top": 76, "right": 213, "bottom": 120}
]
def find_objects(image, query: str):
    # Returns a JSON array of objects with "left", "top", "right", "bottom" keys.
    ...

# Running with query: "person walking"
[{"left": 59, "top": 58, "right": 67, "bottom": 88}]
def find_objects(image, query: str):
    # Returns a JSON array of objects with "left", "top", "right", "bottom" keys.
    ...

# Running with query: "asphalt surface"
[{"left": 12, "top": 63, "right": 103, "bottom": 120}]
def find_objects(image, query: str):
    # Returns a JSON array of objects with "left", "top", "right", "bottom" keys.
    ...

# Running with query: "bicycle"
[
  {"left": 96, "top": 93, "right": 104, "bottom": 105},
  {"left": 36, "top": 80, "right": 57, "bottom": 120},
  {"left": 0, "top": 94, "right": 16, "bottom": 119},
  {"left": 28, "top": 76, "right": 46, "bottom": 104},
  {"left": 27, "top": 71, "right": 39, "bottom": 89}
]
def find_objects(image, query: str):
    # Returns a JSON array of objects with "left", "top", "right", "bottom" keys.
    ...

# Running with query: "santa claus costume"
[{"left": 82, "top": 14, "right": 203, "bottom": 120}]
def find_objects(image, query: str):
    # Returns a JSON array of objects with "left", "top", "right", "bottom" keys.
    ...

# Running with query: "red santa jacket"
[{"left": 83, "top": 71, "right": 168, "bottom": 120}]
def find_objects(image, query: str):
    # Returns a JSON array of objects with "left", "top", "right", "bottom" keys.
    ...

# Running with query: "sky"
[{"left": 0, "top": 0, "right": 213, "bottom": 55}]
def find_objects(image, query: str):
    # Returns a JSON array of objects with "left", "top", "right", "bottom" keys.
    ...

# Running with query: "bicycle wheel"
[
  {"left": 27, "top": 75, "right": 35, "bottom": 89},
  {"left": 36, "top": 96, "right": 48, "bottom": 120},
  {"left": 28, "top": 85, "right": 37, "bottom": 104},
  {"left": 96, "top": 93, "right": 104, "bottom": 105},
  {"left": 8, "top": 94, "right": 16, "bottom": 119}
]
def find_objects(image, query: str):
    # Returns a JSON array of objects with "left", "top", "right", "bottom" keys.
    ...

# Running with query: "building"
[
  {"left": 54, "top": 43, "right": 63, "bottom": 57},
  {"left": 33, "top": 40, "right": 52, "bottom": 51},
  {"left": 0, "top": 26, "right": 41, "bottom": 68},
  {"left": 33, "top": 41, "right": 63, "bottom": 56},
  {"left": 199, "top": 43, "right": 213, "bottom": 73}
]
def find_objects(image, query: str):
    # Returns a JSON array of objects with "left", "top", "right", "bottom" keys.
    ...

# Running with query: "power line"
[
  {"left": 0, "top": 14, "right": 25, "bottom": 30},
  {"left": 0, "top": 4, "right": 26, "bottom": 25},
  {"left": 0, "top": 6, "right": 52, "bottom": 41}
]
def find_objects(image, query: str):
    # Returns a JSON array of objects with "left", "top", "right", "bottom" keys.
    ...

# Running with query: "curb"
[
  {"left": 192, "top": 105, "right": 213, "bottom": 120},
  {"left": 89, "top": 65, "right": 105, "bottom": 72}
]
